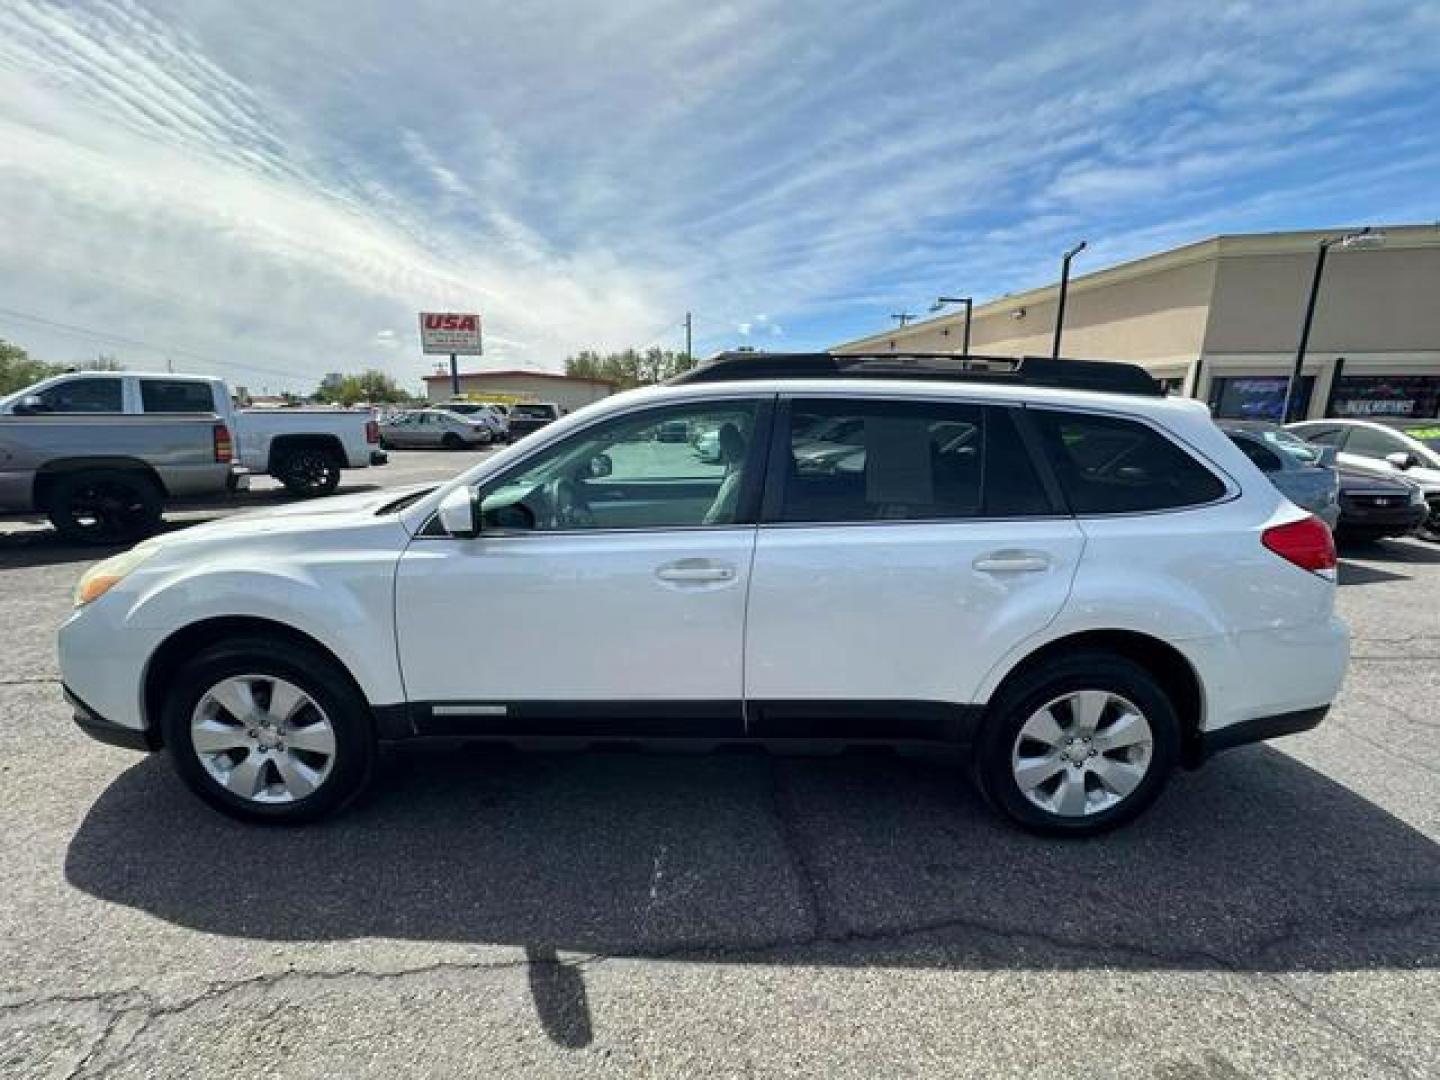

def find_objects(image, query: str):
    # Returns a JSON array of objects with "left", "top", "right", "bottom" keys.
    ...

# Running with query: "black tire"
[
  {"left": 46, "top": 469, "right": 162, "bottom": 544},
  {"left": 159, "top": 637, "right": 377, "bottom": 824},
  {"left": 274, "top": 446, "right": 342, "bottom": 496},
  {"left": 972, "top": 652, "right": 1180, "bottom": 837},
  {"left": 441, "top": 432, "right": 464, "bottom": 450}
]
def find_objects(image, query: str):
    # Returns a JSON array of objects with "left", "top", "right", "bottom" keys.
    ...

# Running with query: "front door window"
[{"left": 479, "top": 400, "right": 761, "bottom": 531}]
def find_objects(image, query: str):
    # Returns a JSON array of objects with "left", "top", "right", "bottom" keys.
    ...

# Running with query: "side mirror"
[
  {"left": 14, "top": 394, "right": 44, "bottom": 416},
  {"left": 436, "top": 486, "right": 479, "bottom": 537},
  {"left": 1315, "top": 445, "right": 1338, "bottom": 468},
  {"left": 588, "top": 453, "right": 613, "bottom": 479},
  {"left": 1385, "top": 451, "right": 1414, "bottom": 470}
]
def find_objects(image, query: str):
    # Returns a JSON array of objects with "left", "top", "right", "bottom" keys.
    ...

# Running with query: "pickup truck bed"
[{"left": 0, "top": 413, "right": 238, "bottom": 543}]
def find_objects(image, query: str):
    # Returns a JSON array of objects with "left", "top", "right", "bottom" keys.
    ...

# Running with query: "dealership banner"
[{"left": 418, "top": 312, "right": 483, "bottom": 355}]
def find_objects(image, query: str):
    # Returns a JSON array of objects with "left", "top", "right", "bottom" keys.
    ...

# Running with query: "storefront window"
[
  {"left": 1329, "top": 375, "right": 1440, "bottom": 419},
  {"left": 1208, "top": 376, "right": 1313, "bottom": 422}
]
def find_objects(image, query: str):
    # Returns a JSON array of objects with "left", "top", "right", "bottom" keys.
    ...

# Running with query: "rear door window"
[
  {"left": 1031, "top": 410, "right": 1226, "bottom": 514},
  {"left": 772, "top": 399, "right": 1052, "bottom": 523},
  {"left": 140, "top": 379, "right": 216, "bottom": 413}
]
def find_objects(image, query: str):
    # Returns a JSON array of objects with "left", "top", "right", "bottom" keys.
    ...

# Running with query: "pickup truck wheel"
[
  {"left": 274, "top": 447, "right": 341, "bottom": 496},
  {"left": 46, "top": 470, "right": 162, "bottom": 545},
  {"left": 973, "top": 653, "right": 1179, "bottom": 837},
  {"left": 160, "top": 637, "right": 377, "bottom": 824}
]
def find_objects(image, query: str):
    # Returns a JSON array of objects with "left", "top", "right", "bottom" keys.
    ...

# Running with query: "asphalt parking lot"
[{"left": 1, "top": 451, "right": 1437, "bottom": 1078}]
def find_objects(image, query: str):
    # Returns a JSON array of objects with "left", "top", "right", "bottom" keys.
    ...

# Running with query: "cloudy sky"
[{"left": 1, "top": 0, "right": 1438, "bottom": 393}]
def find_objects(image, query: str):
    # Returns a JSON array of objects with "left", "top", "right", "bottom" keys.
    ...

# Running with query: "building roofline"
[
  {"left": 423, "top": 368, "right": 616, "bottom": 389},
  {"left": 835, "top": 222, "right": 1440, "bottom": 353}
]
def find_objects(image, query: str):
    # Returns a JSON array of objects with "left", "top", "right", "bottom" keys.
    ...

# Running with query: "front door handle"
[
  {"left": 973, "top": 550, "right": 1051, "bottom": 573},
  {"left": 656, "top": 559, "right": 736, "bottom": 584}
]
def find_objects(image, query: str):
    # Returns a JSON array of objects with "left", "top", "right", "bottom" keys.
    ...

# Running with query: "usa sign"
[{"left": 418, "top": 311, "right": 483, "bottom": 355}]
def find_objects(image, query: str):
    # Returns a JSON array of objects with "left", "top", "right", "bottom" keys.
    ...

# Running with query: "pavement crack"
[{"left": 765, "top": 758, "right": 833, "bottom": 940}]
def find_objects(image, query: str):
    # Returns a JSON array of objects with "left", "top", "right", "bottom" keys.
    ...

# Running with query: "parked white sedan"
[{"left": 378, "top": 409, "right": 495, "bottom": 450}]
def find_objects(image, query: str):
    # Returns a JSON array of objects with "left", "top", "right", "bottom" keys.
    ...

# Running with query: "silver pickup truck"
[{"left": 0, "top": 413, "right": 240, "bottom": 543}]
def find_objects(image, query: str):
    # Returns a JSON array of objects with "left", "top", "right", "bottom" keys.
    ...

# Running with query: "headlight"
[
  {"left": 1411, "top": 487, "right": 1427, "bottom": 506},
  {"left": 74, "top": 544, "right": 158, "bottom": 607}
]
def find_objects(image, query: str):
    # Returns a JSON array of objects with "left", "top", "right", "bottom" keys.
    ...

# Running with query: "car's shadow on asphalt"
[{"left": 65, "top": 745, "right": 1440, "bottom": 977}]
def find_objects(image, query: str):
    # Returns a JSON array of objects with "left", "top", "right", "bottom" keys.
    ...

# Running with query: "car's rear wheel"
[
  {"left": 441, "top": 432, "right": 464, "bottom": 450},
  {"left": 274, "top": 447, "right": 341, "bottom": 496},
  {"left": 46, "top": 469, "right": 162, "bottom": 544},
  {"left": 973, "top": 653, "right": 1179, "bottom": 836},
  {"left": 160, "top": 637, "right": 376, "bottom": 824}
]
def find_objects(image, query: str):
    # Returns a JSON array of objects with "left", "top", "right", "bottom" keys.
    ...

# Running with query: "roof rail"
[{"left": 669, "top": 351, "right": 1165, "bottom": 397}]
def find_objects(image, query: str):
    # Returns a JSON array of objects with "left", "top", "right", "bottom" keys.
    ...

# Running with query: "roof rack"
[{"left": 669, "top": 351, "right": 1165, "bottom": 397}]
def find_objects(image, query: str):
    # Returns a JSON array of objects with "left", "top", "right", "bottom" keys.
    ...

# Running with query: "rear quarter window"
[
  {"left": 1032, "top": 410, "right": 1227, "bottom": 514},
  {"left": 140, "top": 379, "right": 216, "bottom": 413}
]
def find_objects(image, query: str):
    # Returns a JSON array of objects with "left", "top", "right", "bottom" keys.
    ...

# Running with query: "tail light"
[
  {"left": 1262, "top": 515, "right": 1336, "bottom": 576},
  {"left": 213, "top": 422, "right": 234, "bottom": 464},
  {"left": 365, "top": 420, "right": 380, "bottom": 444}
]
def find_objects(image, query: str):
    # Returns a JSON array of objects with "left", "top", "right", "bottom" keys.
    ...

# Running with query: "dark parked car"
[
  {"left": 506, "top": 402, "right": 561, "bottom": 439},
  {"left": 1219, "top": 422, "right": 1339, "bottom": 528},
  {"left": 1333, "top": 465, "right": 1427, "bottom": 543}
]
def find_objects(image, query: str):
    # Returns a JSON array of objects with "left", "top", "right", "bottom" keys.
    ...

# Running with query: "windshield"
[{"left": 511, "top": 404, "right": 553, "bottom": 419}]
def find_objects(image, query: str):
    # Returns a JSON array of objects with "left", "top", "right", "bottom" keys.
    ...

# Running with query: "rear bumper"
[
  {"left": 65, "top": 686, "right": 158, "bottom": 752},
  {"left": 1198, "top": 704, "right": 1327, "bottom": 761}
]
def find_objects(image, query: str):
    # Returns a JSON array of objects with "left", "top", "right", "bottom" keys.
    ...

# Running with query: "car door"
[
  {"left": 743, "top": 394, "right": 1085, "bottom": 738},
  {"left": 394, "top": 394, "right": 771, "bottom": 735}
]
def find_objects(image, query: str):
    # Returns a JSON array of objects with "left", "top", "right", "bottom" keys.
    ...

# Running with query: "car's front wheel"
[
  {"left": 973, "top": 653, "right": 1179, "bottom": 836},
  {"left": 160, "top": 637, "right": 377, "bottom": 824}
]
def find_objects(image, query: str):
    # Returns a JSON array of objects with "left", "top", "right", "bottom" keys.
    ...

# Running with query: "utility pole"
[
  {"left": 449, "top": 353, "right": 459, "bottom": 397},
  {"left": 685, "top": 311, "right": 692, "bottom": 361},
  {"left": 1052, "top": 240, "right": 1087, "bottom": 358},
  {"left": 891, "top": 312, "right": 915, "bottom": 327}
]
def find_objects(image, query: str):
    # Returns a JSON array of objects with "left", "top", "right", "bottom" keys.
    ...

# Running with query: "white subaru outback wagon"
[{"left": 60, "top": 353, "right": 1349, "bottom": 835}]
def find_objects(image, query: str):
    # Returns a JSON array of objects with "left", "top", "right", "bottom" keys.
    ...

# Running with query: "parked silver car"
[
  {"left": 377, "top": 409, "right": 494, "bottom": 450},
  {"left": 1220, "top": 422, "right": 1340, "bottom": 528}
]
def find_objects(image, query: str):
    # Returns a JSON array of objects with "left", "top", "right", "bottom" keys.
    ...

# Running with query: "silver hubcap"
[
  {"left": 1010, "top": 689, "right": 1154, "bottom": 818},
  {"left": 190, "top": 675, "right": 336, "bottom": 804}
]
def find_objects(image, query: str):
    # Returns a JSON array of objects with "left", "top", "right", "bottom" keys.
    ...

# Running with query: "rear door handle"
[
  {"left": 973, "top": 551, "right": 1051, "bottom": 573},
  {"left": 656, "top": 560, "right": 737, "bottom": 584}
]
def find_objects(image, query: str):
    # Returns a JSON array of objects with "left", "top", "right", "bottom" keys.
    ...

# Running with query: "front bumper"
[{"left": 65, "top": 686, "right": 159, "bottom": 752}]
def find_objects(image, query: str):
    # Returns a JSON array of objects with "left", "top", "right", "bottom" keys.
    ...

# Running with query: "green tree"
[
  {"left": 564, "top": 347, "right": 695, "bottom": 390},
  {"left": 313, "top": 369, "right": 408, "bottom": 406},
  {"left": 0, "top": 339, "right": 62, "bottom": 396}
]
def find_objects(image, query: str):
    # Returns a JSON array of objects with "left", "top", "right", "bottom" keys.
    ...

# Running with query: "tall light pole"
[
  {"left": 684, "top": 311, "right": 692, "bottom": 361},
  {"left": 1052, "top": 240, "right": 1087, "bottom": 358},
  {"left": 931, "top": 296, "right": 973, "bottom": 355},
  {"left": 1283, "top": 227, "right": 1385, "bottom": 423}
]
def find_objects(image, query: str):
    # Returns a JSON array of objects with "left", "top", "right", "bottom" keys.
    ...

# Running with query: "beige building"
[
  {"left": 423, "top": 369, "right": 614, "bottom": 414},
  {"left": 834, "top": 224, "right": 1440, "bottom": 421}
]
